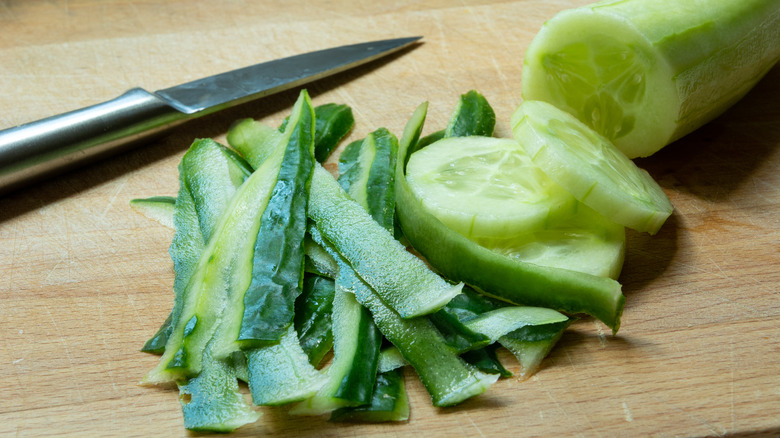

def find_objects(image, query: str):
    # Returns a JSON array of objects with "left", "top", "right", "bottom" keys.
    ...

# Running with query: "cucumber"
[
  {"left": 405, "top": 136, "right": 577, "bottom": 239},
  {"left": 511, "top": 100, "right": 673, "bottom": 235},
  {"left": 396, "top": 102, "right": 625, "bottom": 332},
  {"left": 522, "top": 0, "right": 780, "bottom": 158}
]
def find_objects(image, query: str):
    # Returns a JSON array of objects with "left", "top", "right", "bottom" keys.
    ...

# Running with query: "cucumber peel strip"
[{"left": 308, "top": 162, "right": 462, "bottom": 318}]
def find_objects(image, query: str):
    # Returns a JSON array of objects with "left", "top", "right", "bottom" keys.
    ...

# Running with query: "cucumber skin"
[
  {"left": 523, "top": 0, "right": 780, "bottom": 158},
  {"left": 309, "top": 164, "right": 462, "bottom": 319},
  {"left": 396, "top": 103, "right": 625, "bottom": 333},
  {"left": 237, "top": 94, "right": 316, "bottom": 346}
]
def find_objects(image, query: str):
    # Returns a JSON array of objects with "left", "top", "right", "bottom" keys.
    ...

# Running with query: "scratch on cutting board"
[
  {"left": 648, "top": 393, "right": 726, "bottom": 436},
  {"left": 43, "top": 304, "right": 87, "bottom": 404},
  {"left": 100, "top": 175, "right": 129, "bottom": 221},
  {"left": 465, "top": 413, "right": 487, "bottom": 438},
  {"left": 622, "top": 401, "right": 633, "bottom": 422}
]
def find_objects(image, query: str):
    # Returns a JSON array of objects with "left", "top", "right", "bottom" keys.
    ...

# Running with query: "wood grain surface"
[{"left": 1, "top": 1, "right": 778, "bottom": 436}]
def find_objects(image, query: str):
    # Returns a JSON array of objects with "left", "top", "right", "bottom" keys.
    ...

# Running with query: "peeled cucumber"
[{"left": 522, "top": 0, "right": 780, "bottom": 158}]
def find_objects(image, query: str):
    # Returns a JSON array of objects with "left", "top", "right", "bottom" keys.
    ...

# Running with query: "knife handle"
[{"left": 0, "top": 87, "right": 187, "bottom": 195}]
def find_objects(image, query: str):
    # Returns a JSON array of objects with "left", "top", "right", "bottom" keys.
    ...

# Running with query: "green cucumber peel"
[
  {"left": 178, "top": 349, "right": 260, "bottom": 432},
  {"left": 246, "top": 325, "right": 327, "bottom": 406},
  {"left": 377, "top": 347, "right": 407, "bottom": 373},
  {"left": 226, "top": 118, "right": 282, "bottom": 169},
  {"left": 395, "top": 102, "right": 625, "bottom": 333},
  {"left": 294, "top": 274, "right": 335, "bottom": 367},
  {"left": 139, "top": 140, "right": 258, "bottom": 431},
  {"left": 308, "top": 162, "right": 462, "bottom": 319},
  {"left": 291, "top": 284, "right": 381, "bottom": 415},
  {"left": 337, "top": 128, "right": 399, "bottom": 233},
  {"left": 329, "top": 369, "right": 410, "bottom": 423},
  {"left": 143, "top": 91, "right": 313, "bottom": 383},
  {"left": 308, "top": 225, "right": 498, "bottom": 407},
  {"left": 461, "top": 345, "right": 512, "bottom": 378},
  {"left": 444, "top": 90, "right": 496, "bottom": 138},
  {"left": 522, "top": 0, "right": 780, "bottom": 158},
  {"left": 462, "top": 306, "right": 568, "bottom": 344},
  {"left": 304, "top": 234, "right": 339, "bottom": 278},
  {"left": 235, "top": 90, "right": 316, "bottom": 348},
  {"left": 281, "top": 103, "right": 354, "bottom": 163},
  {"left": 140, "top": 139, "right": 250, "bottom": 356}
]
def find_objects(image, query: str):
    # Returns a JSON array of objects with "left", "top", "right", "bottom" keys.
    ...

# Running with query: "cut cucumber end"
[
  {"left": 521, "top": 7, "right": 679, "bottom": 158},
  {"left": 512, "top": 100, "right": 673, "bottom": 235}
]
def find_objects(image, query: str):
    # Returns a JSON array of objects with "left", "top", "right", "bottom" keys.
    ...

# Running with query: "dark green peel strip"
[
  {"left": 329, "top": 369, "right": 409, "bottom": 423},
  {"left": 281, "top": 103, "right": 354, "bottom": 163},
  {"left": 294, "top": 275, "right": 336, "bottom": 367},
  {"left": 444, "top": 90, "right": 496, "bottom": 138},
  {"left": 238, "top": 96, "right": 316, "bottom": 345}
]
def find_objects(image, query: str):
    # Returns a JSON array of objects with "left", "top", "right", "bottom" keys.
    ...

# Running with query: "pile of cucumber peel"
[{"left": 132, "top": 0, "right": 779, "bottom": 432}]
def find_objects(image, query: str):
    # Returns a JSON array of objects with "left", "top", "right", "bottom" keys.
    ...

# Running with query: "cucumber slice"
[
  {"left": 511, "top": 100, "right": 673, "bottom": 235},
  {"left": 521, "top": 0, "right": 780, "bottom": 158},
  {"left": 474, "top": 203, "right": 625, "bottom": 279},
  {"left": 406, "top": 136, "right": 576, "bottom": 239}
]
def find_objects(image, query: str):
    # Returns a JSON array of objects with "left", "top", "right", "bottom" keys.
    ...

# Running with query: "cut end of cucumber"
[
  {"left": 521, "top": 7, "right": 678, "bottom": 158},
  {"left": 512, "top": 100, "right": 673, "bottom": 235}
]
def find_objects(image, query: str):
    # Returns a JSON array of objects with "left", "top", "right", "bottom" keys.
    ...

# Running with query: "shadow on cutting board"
[
  {"left": 619, "top": 63, "right": 780, "bottom": 294},
  {"left": 0, "top": 43, "right": 421, "bottom": 224}
]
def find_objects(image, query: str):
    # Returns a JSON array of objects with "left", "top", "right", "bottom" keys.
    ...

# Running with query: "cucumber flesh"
[
  {"left": 474, "top": 203, "right": 625, "bottom": 279},
  {"left": 512, "top": 100, "right": 673, "bottom": 235},
  {"left": 522, "top": 0, "right": 780, "bottom": 158},
  {"left": 406, "top": 136, "right": 577, "bottom": 239}
]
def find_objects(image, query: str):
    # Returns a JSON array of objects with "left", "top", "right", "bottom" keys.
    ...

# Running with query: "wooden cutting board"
[{"left": 1, "top": 1, "right": 778, "bottom": 436}]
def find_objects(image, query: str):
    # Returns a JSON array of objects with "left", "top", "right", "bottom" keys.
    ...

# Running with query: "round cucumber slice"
[
  {"left": 511, "top": 100, "right": 673, "bottom": 235},
  {"left": 474, "top": 203, "right": 626, "bottom": 280},
  {"left": 405, "top": 136, "right": 576, "bottom": 239}
]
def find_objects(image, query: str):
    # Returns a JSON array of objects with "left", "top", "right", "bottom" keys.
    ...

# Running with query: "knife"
[{"left": 0, "top": 36, "right": 421, "bottom": 195}]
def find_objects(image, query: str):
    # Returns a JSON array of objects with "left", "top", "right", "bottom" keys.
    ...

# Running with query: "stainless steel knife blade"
[{"left": 0, "top": 36, "right": 421, "bottom": 195}]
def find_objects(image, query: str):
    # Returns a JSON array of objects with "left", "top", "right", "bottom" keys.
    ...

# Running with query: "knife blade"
[{"left": 0, "top": 36, "right": 421, "bottom": 195}]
